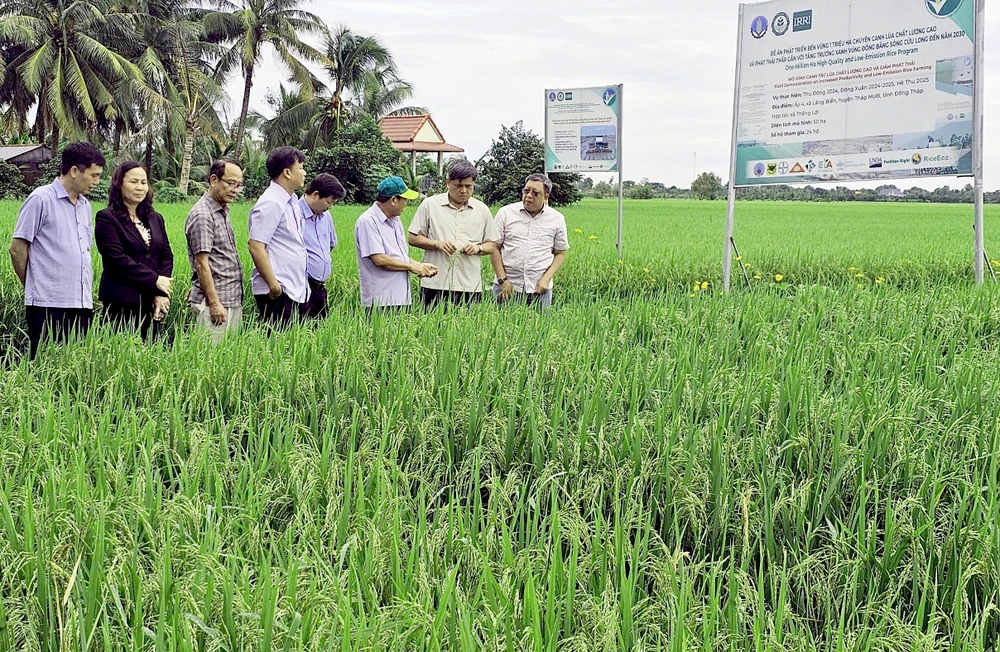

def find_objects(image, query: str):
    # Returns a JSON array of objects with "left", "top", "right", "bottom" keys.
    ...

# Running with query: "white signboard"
[
  {"left": 734, "top": 0, "right": 975, "bottom": 186},
  {"left": 545, "top": 86, "right": 622, "bottom": 174}
]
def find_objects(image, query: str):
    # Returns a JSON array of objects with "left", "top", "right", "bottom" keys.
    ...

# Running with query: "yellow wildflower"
[
  {"left": 689, "top": 293, "right": 696, "bottom": 298},
  {"left": 774, "top": 274, "right": 784, "bottom": 282},
  {"left": 588, "top": 235, "right": 598, "bottom": 240},
  {"left": 754, "top": 274, "right": 762, "bottom": 280},
  {"left": 735, "top": 255, "right": 742, "bottom": 262},
  {"left": 644, "top": 268, "right": 650, "bottom": 273},
  {"left": 574, "top": 228, "right": 583, "bottom": 234},
  {"left": 855, "top": 272, "right": 864, "bottom": 278},
  {"left": 701, "top": 281, "right": 709, "bottom": 290},
  {"left": 743, "top": 263, "right": 752, "bottom": 269},
  {"left": 849, "top": 267, "right": 857, "bottom": 271},
  {"left": 857, "top": 284, "right": 862, "bottom": 289},
  {"left": 876, "top": 277, "right": 884, "bottom": 284}
]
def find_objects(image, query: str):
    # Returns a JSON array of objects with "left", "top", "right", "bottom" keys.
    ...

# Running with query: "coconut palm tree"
[
  {"left": 257, "top": 27, "right": 421, "bottom": 149},
  {"left": 203, "top": 0, "right": 325, "bottom": 159},
  {"left": 0, "top": 0, "right": 148, "bottom": 149},
  {"left": 357, "top": 63, "right": 424, "bottom": 120},
  {"left": 323, "top": 24, "right": 393, "bottom": 131}
]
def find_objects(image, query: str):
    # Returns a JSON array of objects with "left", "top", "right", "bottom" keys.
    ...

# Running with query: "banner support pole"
[
  {"left": 724, "top": 4, "right": 746, "bottom": 293},
  {"left": 617, "top": 84, "right": 624, "bottom": 259},
  {"left": 973, "top": 0, "right": 986, "bottom": 285}
]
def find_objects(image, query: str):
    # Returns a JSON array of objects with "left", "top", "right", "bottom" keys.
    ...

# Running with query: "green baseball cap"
[{"left": 378, "top": 176, "right": 419, "bottom": 200}]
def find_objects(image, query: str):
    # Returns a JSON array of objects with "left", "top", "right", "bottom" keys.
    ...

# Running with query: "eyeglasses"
[
  {"left": 522, "top": 188, "right": 543, "bottom": 197},
  {"left": 219, "top": 177, "right": 243, "bottom": 190}
]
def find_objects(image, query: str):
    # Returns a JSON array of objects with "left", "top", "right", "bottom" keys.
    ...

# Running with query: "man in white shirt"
[
  {"left": 407, "top": 159, "right": 499, "bottom": 308},
  {"left": 492, "top": 173, "right": 569, "bottom": 309}
]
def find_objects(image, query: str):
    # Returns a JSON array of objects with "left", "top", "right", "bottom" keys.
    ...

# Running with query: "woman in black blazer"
[{"left": 95, "top": 161, "right": 174, "bottom": 340}]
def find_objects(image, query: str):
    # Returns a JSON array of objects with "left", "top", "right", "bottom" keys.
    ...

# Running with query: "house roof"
[
  {"left": 0, "top": 144, "right": 49, "bottom": 161},
  {"left": 392, "top": 142, "right": 465, "bottom": 153},
  {"left": 378, "top": 114, "right": 465, "bottom": 154}
]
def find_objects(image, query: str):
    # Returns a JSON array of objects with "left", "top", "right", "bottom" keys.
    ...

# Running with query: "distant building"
[
  {"left": 878, "top": 187, "right": 904, "bottom": 197},
  {"left": 1, "top": 144, "right": 53, "bottom": 186},
  {"left": 378, "top": 115, "right": 464, "bottom": 177}
]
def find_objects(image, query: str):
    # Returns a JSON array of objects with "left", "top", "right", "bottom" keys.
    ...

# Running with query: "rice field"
[{"left": 2, "top": 197, "right": 1000, "bottom": 651}]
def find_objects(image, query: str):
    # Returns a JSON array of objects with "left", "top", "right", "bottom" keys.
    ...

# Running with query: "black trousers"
[
  {"left": 26, "top": 306, "right": 93, "bottom": 359},
  {"left": 300, "top": 278, "right": 329, "bottom": 319},
  {"left": 420, "top": 287, "right": 482, "bottom": 309},
  {"left": 103, "top": 301, "right": 158, "bottom": 341},
  {"left": 255, "top": 293, "right": 300, "bottom": 329}
]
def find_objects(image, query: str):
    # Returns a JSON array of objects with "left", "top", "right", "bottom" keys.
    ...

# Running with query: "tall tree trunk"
[
  {"left": 113, "top": 118, "right": 123, "bottom": 155},
  {"left": 50, "top": 124, "right": 59, "bottom": 154},
  {"left": 233, "top": 66, "right": 254, "bottom": 160},
  {"left": 145, "top": 125, "right": 154, "bottom": 180},
  {"left": 179, "top": 116, "right": 196, "bottom": 195}
]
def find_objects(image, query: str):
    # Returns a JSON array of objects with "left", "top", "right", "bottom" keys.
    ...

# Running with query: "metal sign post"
[
  {"left": 617, "top": 85, "right": 624, "bottom": 259},
  {"left": 973, "top": 0, "right": 986, "bottom": 285},
  {"left": 723, "top": 4, "right": 746, "bottom": 293}
]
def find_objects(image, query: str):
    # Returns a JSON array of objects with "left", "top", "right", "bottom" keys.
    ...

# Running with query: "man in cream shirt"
[
  {"left": 407, "top": 159, "right": 499, "bottom": 308},
  {"left": 492, "top": 173, "right": 569, "bottom": 310}
]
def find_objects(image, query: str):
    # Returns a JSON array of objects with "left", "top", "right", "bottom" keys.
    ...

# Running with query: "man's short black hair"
[
  {"left": 447, "top": 158, "right": 477, "bottom": 182},
  {"left": 209, "top": 157, "right": 243, "bottom": 182},
  {"left": 60, "top": 142, "right": 106, "bottom": 175},
  {"left": 266, "top": 146, "right": 306, "bottom": 180},
  {"left": 305, "top": 173, "right": 346, "bottom": 200}
]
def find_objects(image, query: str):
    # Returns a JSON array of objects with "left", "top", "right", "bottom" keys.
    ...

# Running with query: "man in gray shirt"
[
  {"left": 185, "top": 158, "right": 245, "bottom": 342},
  {"left": 9, "top": 142, "right": 105, "bottom": 358}
]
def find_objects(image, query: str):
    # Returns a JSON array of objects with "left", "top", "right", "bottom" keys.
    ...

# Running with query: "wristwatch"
[{"left": 498, "top": 277, "right": 508, "bottom": 284}]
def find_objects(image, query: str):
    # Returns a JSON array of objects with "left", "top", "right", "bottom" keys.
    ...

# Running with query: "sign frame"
[
  {"left": 545, "top": 84, "right": 625, "bottom": 258},
  {"left": 723, "top": 0, "right": 986, "bottom": 289}
]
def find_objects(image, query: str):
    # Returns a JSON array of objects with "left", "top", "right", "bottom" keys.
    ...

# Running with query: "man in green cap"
[{"left": 354, "top": 176, "right": 438, "bottom": 311}]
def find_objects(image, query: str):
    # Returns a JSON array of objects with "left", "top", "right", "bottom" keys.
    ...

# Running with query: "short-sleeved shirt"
[
  {"left": 12, "top": 179, "right": 94, "bottom": 309},
  {"left": 248, "top": 182, "right": 309, "bottom": 304},
  {"left": 494, "top": 202, "right": 570, "bottom": 293},
  {"left": 407, "top": 193, "right": 498, "bottom": 293},
  {"left": 185, "top": 192, "right": 243, "bottom": 308},
  {"left": 299, "top": 196, "right": 337, "bottom": 283},
  {"left": 355, "top": 203, "right": 411, "bottom": 308}
]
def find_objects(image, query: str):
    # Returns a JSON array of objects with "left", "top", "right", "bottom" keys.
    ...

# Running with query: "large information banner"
[
  {"left": 545, "top": 86, "right": 622, "bottom": 173},
  {"left": 735, "top": 0, "right": 975, "bottom": 186}
]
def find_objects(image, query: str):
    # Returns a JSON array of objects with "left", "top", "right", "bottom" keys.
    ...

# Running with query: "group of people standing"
[{"left": 8, "top": 142, "right": 570, "bottom": 358}]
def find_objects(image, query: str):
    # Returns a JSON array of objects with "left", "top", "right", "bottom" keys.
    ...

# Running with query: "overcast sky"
[{"left": 237, "top": 0, "right": 1000, "bottom": 189}]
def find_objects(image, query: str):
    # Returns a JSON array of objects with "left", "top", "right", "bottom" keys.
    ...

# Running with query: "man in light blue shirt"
[
  {"left": 9, "top": 142, "right": 106, "bottom": 358},
  {"left": 248, "top": 146, "right": 309, "bottom": 328},
  {"left": 355, "top": 177, "right": 438, "bottom": 311},
  {"left": 299, "top": 173, "right": 346, "bottom": 319}
]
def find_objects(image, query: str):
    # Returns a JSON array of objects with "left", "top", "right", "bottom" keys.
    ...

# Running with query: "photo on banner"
[{"left": 733, "top": 0, "right": 976, "bottom": 186}]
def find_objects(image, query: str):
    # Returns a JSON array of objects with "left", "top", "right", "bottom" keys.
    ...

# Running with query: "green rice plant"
[{"left": 1, "top": 198, "right": 1000, "bottom": 650}]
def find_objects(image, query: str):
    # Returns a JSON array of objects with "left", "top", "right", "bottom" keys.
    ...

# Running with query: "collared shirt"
[
  {"left": 494, "top": 202, "right": 570, "bottom": 293},
  {"left": 355, "top": 203, "right": 411, "bottom": 308},
  {"left": 299, "top": 196, "right": 337, "bottom": 283},
  {"left": 12, "top": 179, "right": 94, "bottom": 309},
  {"left": 185, "top": 191, "right": 244, "bottom": 308},
  {"left": 249, "top": 182, "right": 309, "bottom": 304},
  {"left": 407, "top": 193, "right": 498, "bottom": 293}
]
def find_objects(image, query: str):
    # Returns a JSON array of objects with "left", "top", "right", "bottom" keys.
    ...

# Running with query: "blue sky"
[{"left": 240, "top": 0, "right": 1000, "bottom": 189}]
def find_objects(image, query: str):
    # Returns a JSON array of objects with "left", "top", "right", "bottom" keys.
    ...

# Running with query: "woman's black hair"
[{"left": 108, "top": 161, "right": 153, "bottom": 223}]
